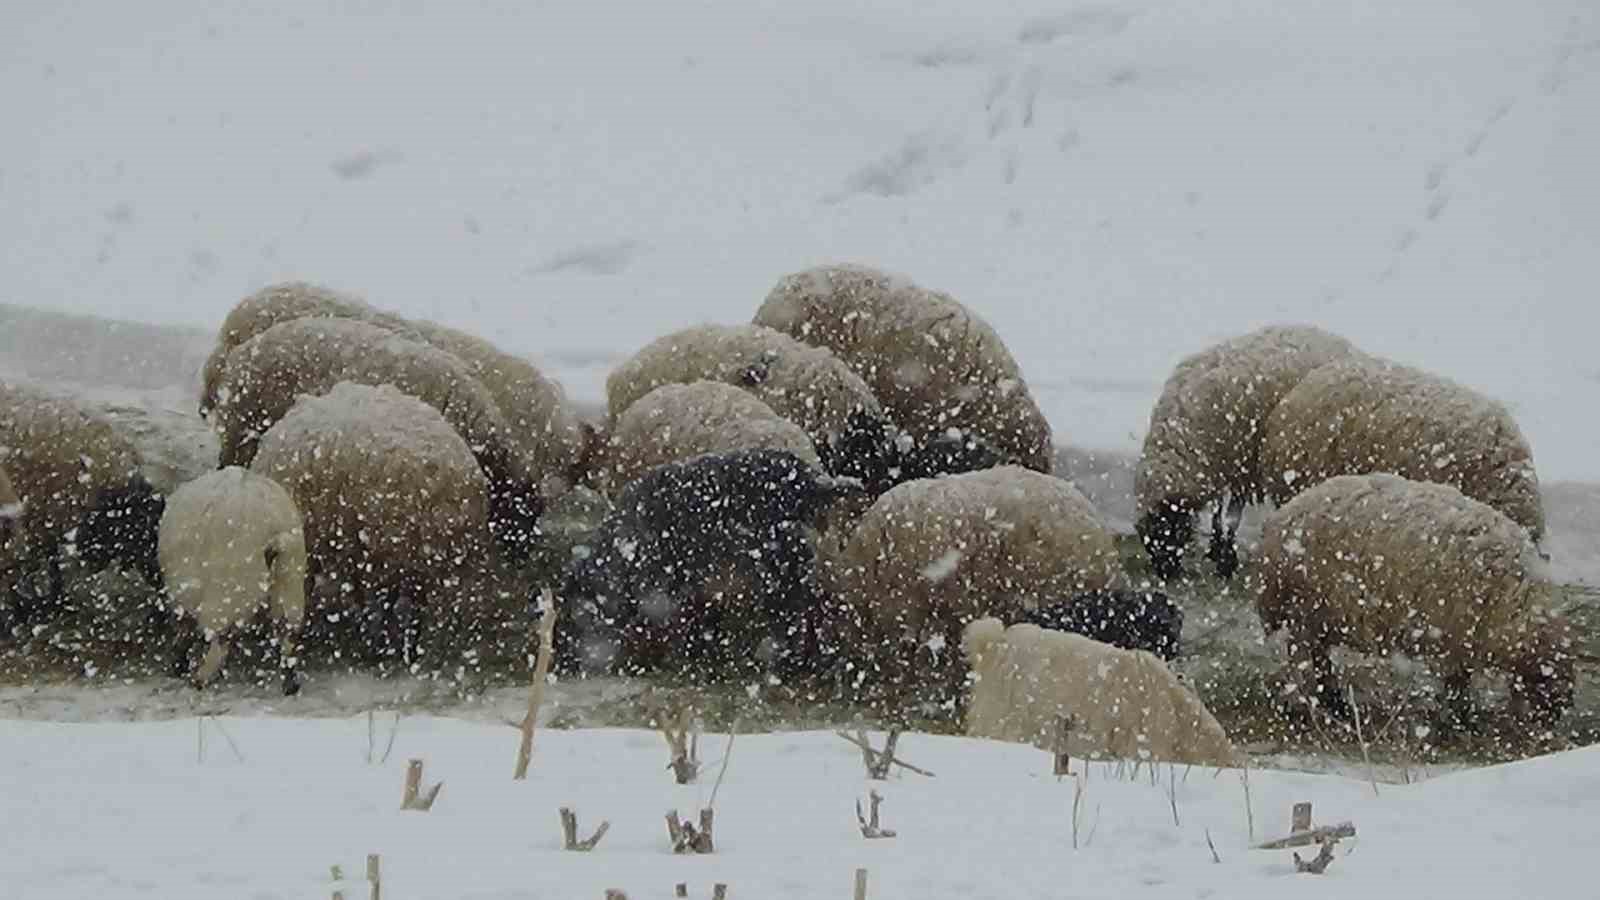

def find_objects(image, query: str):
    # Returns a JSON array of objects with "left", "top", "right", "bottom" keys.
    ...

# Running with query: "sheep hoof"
[{"left": 282, "top": 670, "right": 302, "bottom": 696}]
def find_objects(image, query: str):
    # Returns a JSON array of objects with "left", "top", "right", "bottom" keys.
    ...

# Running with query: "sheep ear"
[{"left": 962, "top": 617, "right": 1006, "bottom": 661}]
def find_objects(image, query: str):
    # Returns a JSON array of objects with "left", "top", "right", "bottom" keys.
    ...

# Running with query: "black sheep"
[
  {"left": 1019, "top": 589, "right": 1183, "bottom": 661},
  {"left": 554, "top": 448, "right": 863, "bottom": 679}
]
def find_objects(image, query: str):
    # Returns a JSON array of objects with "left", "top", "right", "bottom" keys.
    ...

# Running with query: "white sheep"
[
  {"left": 606, "top": 323, "right": 898, "bottom": 491},
  {"left": 591, "top": 380, "right": 823, "bottom": 496},
  {"left": 249, "top": 382, "right": 495, "bottom": 665},
  {"left": 962, "top": 617, "right": 1242, "bottom": 766},
  {"left": 1134, "top": 324, "right": 1358, "bottom": 580},
  {"left": 1256, "top": 472, "right": 1576, "bottom": 729},
  {"left": 199, "top": 281, "right": 414, "bottom": 420},
  {"left": 1260, "top": 354, "right": 1544, "bottom": 543},
  {"left": 825, "top": 465, "right": 1121, "bottom": 697},
  {"left": 158, "top": 467, "right": 307, "bottom": 694},
  {"left": 755, "top": 263, "right": 1055, "bottom": 476}
]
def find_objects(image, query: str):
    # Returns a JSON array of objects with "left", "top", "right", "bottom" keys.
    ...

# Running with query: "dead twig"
[
  {"left": 400, "top": 759, "right": 443, "bottom": 811},
  {"left": 665, "top": 808, "right": 715, "bottom": 854},
  {"left": 1293, "top": 838, "right": 1339, "bottom": 874},
  {"left": 834, "top": 730, "right": 935, "bottom": 778},
  {"left": 662, "top": 705, "right": 702, "bottom": 785},
  {"left": 1349, "top": 685, "right": 1379, "bottom": 798},
  {"left": 514, "top": 589, "right": 558, "bottom": 780},
  {"left": 855, "top": 789, "right": 897, "bottom": 839},
  {"left": 854, "top": 868, "right": 868, "bottom": 900},
  {"left": 560, "top": 807, "right": 611, "bottom": 851},
  {"left": 1256, "top": 822, "right": 1357, "bottom": 850},
  {"left": 1205, "top": 828, "right": 1221, "bottom": 864},
  {"left": 707, "top": 731, "right": 736, "bottom": 810}
]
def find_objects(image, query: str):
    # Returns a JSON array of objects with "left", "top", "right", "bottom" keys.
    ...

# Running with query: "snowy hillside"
[
  {"left": 0, "top": 716, "right": 1595, "bottom": 899},
  {"left": 2, "top": 0, "right": 1596, "bottom": 480}
]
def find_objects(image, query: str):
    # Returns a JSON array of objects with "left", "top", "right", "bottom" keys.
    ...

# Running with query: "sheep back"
[
  {"left": 593, "top": 380, "right": 822, "bottom": 496},
  {"left": 1135, "top": 324, "right": 1357, "bottom": 517},
  {"left": 962, "top": 618, "right": 1241, "bottom": 766},
  {"left": 199, "top": 281, "right": 414, "bottom": 419},
  {"left": 158, "top": 466, "right": 307, "bottom": 635},
  {"left": 828, "top": 466, "right": 1120, "bottom": 661},
  {"left": 755, "top": 264, "right": 1054, "bottom": 474},
  {"left": 1260, "top": 356, "right": 1544, "bottom": 541},
  {"left": 1257, "top": 473, "right": 1560, "bottom": 677},
  {"left": 249, "top": 382, "right": 492, "bottom": 602}
]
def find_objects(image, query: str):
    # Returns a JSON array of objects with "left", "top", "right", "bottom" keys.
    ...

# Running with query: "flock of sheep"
[{"left": 0, "top": 263, "right": 1580, "bottom": 760}]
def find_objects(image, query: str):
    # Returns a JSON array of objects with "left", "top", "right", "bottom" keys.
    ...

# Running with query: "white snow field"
[
  {"left": 0, "top": 716, "right": 1593, "bottom": 900},
  {"left": 2, "top": 0, "right": 1597, "bottom": 480}
]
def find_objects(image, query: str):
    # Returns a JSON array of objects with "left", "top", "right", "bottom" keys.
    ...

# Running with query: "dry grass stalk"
[
  {"left": 1349, "top": 686, "right": 1379, "bottom": 797},
  {"left": 853, "top": 868, "right": 868, "bottom": 900},
  {"left": 1167, "top": 764, "right": 1180, "bottom": 827},
  {"left": 514, "top": 589, "right": 559, "bottom": 780},
  {"left": 400, "top": 759, "right": 443, "bottom": 811},
  {"left": 665, "top": 808, "right": 715, "bottom": 854},
  {"left": 1052, "top": 714, "right": 1075, "bottom": 778},
  {"left": 1071, "top": 771, "right": 1085, "bottom": 849},
  {"left": 1205, "top": 828, "right": 1221, "bottom": 864},
  {"left": 661, "top": 704, "right": 702, "bottom": 784},
  {"left": 834, "top": 730, "right": 935, "bottom": 778},
  {"left": 560, "top": 807, "right": 611, "bottom": 851},
  {"left": 1240, "top": 762, "right": 1255, "bottom": 843},
  {"left": 366, "top": 854, "right": 381, "bottom": 900},
  {"left": 856, "top": 789, "right": 897, "bottom": 839},
  {"left": 1293, "top": 838, "right": 1339, "bottom": 874},
  {"left": 708, "top": 731, "right": 736, "bottom": 810}
]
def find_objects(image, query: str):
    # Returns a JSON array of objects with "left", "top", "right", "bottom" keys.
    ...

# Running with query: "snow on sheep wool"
[
  {"left": 1134, "top": 324, "right": 1358, "bottom": 580},
  {"left": 962, "top": 617, "right": 1241, "bottom": 767},
  {"left": 157, "top": 467, "right": 307, "bottom": 694},
  {"left": 755, "top": 264, "right": 1054, "bottom": 477},
  {"left": 1255, "top": 472, "right": 1574, "bottom": 726}
]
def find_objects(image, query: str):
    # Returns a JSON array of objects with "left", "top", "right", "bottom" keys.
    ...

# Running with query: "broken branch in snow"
[
  {"left": 400, "top": 759, "right": 443, "bottom": 811},
  {"left": 1206, "top": 828, "right": 1221, "bottom": 864},
  {"left": 1052, "top": 714, "right": 1075, "bottom": 777},
  {"left": 855, "top": 789, "right": 897, "bottom": 839},
  {"left": 708, "top": 730, "right": 736, "bottom": 809},
  {"left": 514, "top": 589, "right": 558, "bottom": 780},
  {"left": 665, "top": 808, "right": 715, "bottom": 854},
  {"left": 560, "top": 807, "right": 611, "bottom": 851},
  {"left": 661, "top": 704, "right": 702, "bottom": 784},
  {"left": 366, "top": 854, "right": 382, "bottom": 900},
  {"left": 1293, "top": 838, "right": 1339, "bottom": 874},
  {"left": 1255, "top": 802, "right": 1356, "bottom": 849},
  {"left": 834, "top": 729, "right": 935, "bottom": 779}
]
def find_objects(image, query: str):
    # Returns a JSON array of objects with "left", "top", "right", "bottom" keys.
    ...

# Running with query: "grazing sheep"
[
  {"left": 250, "top": 382, "right": 495, "bottom": 664},
  {"left": 1256, "top": 473, "right": 1576, "bottom": 729},
  {"left": 558, "top": 447, "right": 865, "bottom": 679},
  {"left": 199, "top": 281, "right": 414, "bottom": 420},
  {"left": 1260, "top": 355, "right": 1544, "bottom": 543},
  {"left": 409, "top": 319, "right": 597, "bottom": 505},
  {"left": 825, "top": 465, "right": 1121, "bottom": 698},
  {"left": 1, "top": 381, "right": 165, "bottom": 624},
  {"left": 962, "top": 617, "right": 1242, "bottom": 766},
  {"left": 606, "top": 323, "right": 899, "bottom": 492},
  {"left": 158, "top": 467, "right": 307, "bottom": 694},
  {"left": 211, "top": 317, "right": 539, "bottom": 552},
  {"left": 591, "top": 380, "right": 823, "bottom": 496},
  {"left": 1134, "top": 324, "right": 1358, "bottom": 580},
  {"left": 1018, "top": 589, "right": 1183, "bottom": 661},
  {"left": 755, "top": 264, "right": 1054, "bottom": 476}
]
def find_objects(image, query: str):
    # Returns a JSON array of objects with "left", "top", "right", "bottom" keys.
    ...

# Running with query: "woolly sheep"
[
  {"left": 825, "top": 465, "right": 1121, "bottom": 696},
  {"left": 606, "top": 323, "right": 899, "bottom": 492},
  {"left": 212, "top": 317, "right": 539, "bottom": 551},
  {"left": 962, "top": 617, "right": 1242, "bottom": 766},
  {"left": 158, "top": 467, "right": 307, "bottom": 694},
  {"left": 1256, "top": 473, "right": 1575, "bottom": 729},
  {"left": 591, "top": 380, "right": 823, "bottom": 496},
  {"left": 755, "top": 264, "right": 1054, "bottom": 476},
  {"left": 1, "top": 380, "right": 165, "bottom": 621},
  {"left": 1134, "top": 324, "right": 1358, "bottom": 580},
  {"left": 250, "top": 382, "right": 494, "bottom": 664},
  {"left": 558, "top": 447, "right": 864, "bottom": 679},
  {"left": 1260, "top": 354, "right": 1544, "bottom": 543},
  {"left": 1018, "top": 589, "right": 1183, "bottom": 661},
  {"left": 199, "top": 281, "right": 414, "bottom": 420}
]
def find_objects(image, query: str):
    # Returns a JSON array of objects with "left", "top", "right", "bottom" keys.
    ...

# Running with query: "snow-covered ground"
[
  {"left": 3, "top": 0, "right": 1597, "bottom": 480},
  {"left": 0, "top": 715, "right": 1594, "bottom": 899}
]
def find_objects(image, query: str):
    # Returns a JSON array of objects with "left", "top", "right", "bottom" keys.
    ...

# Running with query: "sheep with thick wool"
[
  {"left": 606, "top": 323, "right": 899, "bottom": 492},
  {"left": 591, "top": 380, "right": 823, "bottom": 496},
  {"left": 755, "top": 264, "right": 1054, "bottom": 476},
  {"left": 1256, "top": 472, "right": 1575, "bottom": 728},
  {"left": 962, "top": 617, "right": 1242, "bottom": 766},
  {"left": 250, "top": 382, "right": 495, "bottom": 664},
  {"left": 199, "top": 281, "right": 414, "bottom": 420},
  {"left": 1, "top": 380, "right": 166, "bottom": 622},
  {"left": 1260, "top": 354, "right": 1544, "bottom": 543},
  {"left": 211, "top": 317, "right": 538, "bottom": 551},
  {"left": 158, "top": 467, "right": 307, "bottom": 694},
  {"left": 825, "top": 465, "right": 1121, "bottom": 698},
  {"left": 1134, "top": 324, "right": 1358, "bottom": 580}
]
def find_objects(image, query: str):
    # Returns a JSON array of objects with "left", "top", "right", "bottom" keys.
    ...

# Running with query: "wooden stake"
[
  {"left": 853, "top": 868, "right": 868, "bottom": 900},
  {"left": 856, "top": 789, "right": 897, "bottom": 839},
  {"left": 559, "top": 806, "right": 611, "bottom": 851},
  {"left": 1052, "top": 714, "right": 1074, "bottom": 777},
  {"left": 662, "top": 705, "right": 702, "bottom": 784},
  {"left": 401, "top": 758, "right": 443, "bottom": 811},
  {"left": 515, "top": 589, "right": 558, "bottom": 780},
  {"left": 1291, "top": 802, "right": 1312, "bottom": 834},
  {"left": 665, "top": 808, "right": 715, "bottom": 853},
  {"left": 675, "top": 886, "right": 688, "bottom": 898},
  {"left": 604, "top": 892, "right": 629, "bottom": 900},
  {"left": 366, "top": 854, "right": 381, "bottom": 900},
  {"left": 712, "top": 886, "right": 727, "bottom": 900}
]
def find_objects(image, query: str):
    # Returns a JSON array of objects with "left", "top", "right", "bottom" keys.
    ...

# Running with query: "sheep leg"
[
  {"left": 192, "top": 631, "right": 232, "bottom": 688},
  {"left": 1206, "top": 497, "right": 1244, "bottom": 579},
  {"left": 276, "top": 622, "right": 303, "bottom": 697},
  {"left": 1438, "top": 668, "right": 1479, "bottom": 736},
  {"left": 1287, "top": 629, "right": 1350, "bottom": 721},
  {"left": 169, "top": 617, "right": 205, "bottom": 678}
]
